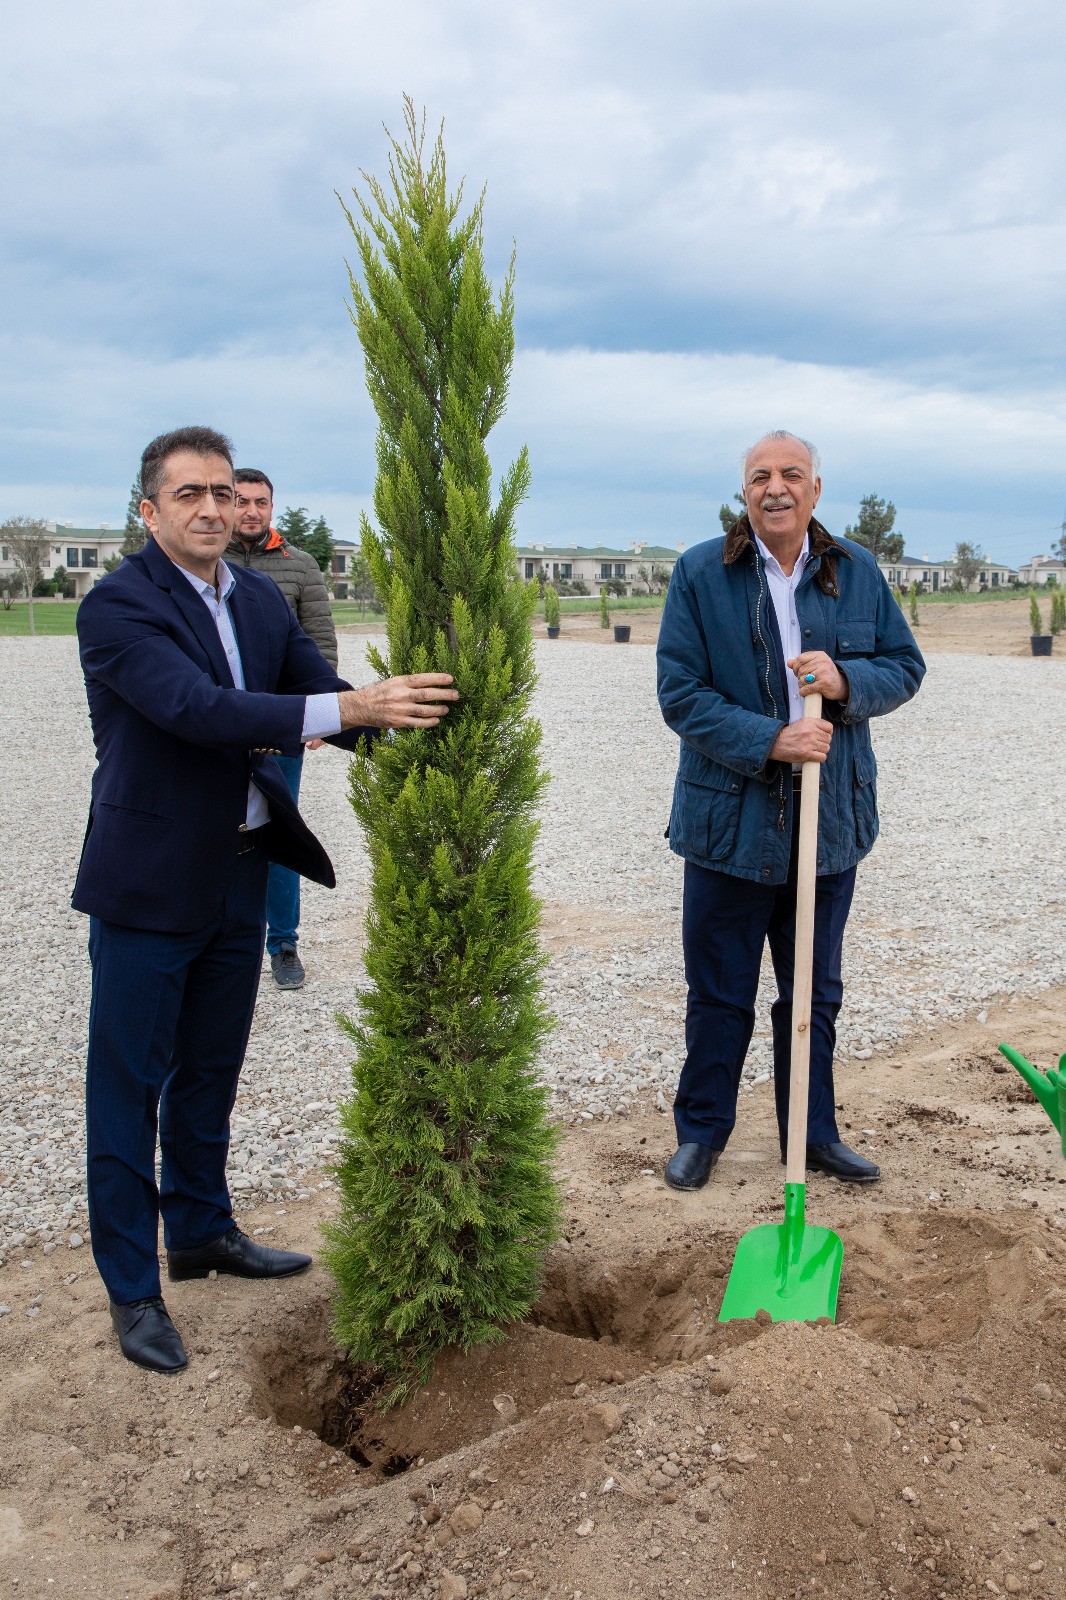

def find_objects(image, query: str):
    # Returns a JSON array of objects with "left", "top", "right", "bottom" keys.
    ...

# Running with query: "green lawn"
[{"left": 0, "top": 601, "right": 81, "bottom": 636}]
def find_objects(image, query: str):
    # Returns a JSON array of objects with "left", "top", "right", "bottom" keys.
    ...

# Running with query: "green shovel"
[{"left": 719, "top": 692, "right": 844, "bottom": 1324}]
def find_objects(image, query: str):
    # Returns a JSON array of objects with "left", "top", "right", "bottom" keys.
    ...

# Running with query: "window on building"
[
  {"left": 1, "top": 547, "right": 7, "bottom": 561},
  {"left": 525, "top": 561, "right": 535, "bottom": 579},
  {"left": 334, "top": 582, "right": 349, "bottom": 599},
  {"left": 81, "top": 548, "right": 98, "bottom": 568},
  {"left": 331, "top": 554, "right": 346, "bottom": 575},
  {"left": 552, "top": 562, "right": 559, "bottom": 579},
  {"left": 67, "top": 547, "right": 80, "bottom": 567},
  {"left": 614, "top": 563, "right": 626, "bottom": 578},
  {"left": 991, "top": 571, "right": 999, "bottom": 585},
  {"left": 560, "top": 563, "right": 572, "bottom": 579},
  {"left": 600, "top": 562, "right": 612, "bottom": 579}
]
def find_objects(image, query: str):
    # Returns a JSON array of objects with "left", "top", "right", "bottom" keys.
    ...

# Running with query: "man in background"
[{"left": 228, "top": 469, "right": 335, "bottom": 991}]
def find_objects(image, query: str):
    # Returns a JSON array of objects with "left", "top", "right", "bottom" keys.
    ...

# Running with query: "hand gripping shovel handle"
[{"left": 784, "top": 693, "right": 822, "bottom": 1188}]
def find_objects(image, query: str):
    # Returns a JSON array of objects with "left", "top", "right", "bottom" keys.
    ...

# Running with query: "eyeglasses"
[{"left": 160, "top": 485, "right": 236, "bottom": 508}]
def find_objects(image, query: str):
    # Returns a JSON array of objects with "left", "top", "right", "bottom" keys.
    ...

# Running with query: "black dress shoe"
[
  {"left": 167, "top": 1225, "right": 312, "bottom": 1282},
  {"left": 805, "top": 1141, "right": 880, "bottom": 1183},
  {"left": 664, "top": 1142, "right": 720, "bottom": 1191},
  {"left": 109, "top": 1296, "right": 188, "bottom": 1373}
]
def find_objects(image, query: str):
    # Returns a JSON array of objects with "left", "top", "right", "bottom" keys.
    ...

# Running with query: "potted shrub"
[
  {"left": 1030, "top": 593, "right": 1053, "bottom": 656},
  {"left": 1050, "top": 589, "right": 1065, "bottom": 637},
  {"left": 599, "top": 586, "right": 610, "bottom": 629},
  {"left": 544, "top": 583, "right": 560, "bottom": 639}
]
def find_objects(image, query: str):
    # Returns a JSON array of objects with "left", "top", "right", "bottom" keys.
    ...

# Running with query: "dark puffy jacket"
[
  {"left": 225, "top": 528, "right": 338, "bottom": 668},
  {"left": 656, "top": 515, "right": 925, "bottom": 885}
]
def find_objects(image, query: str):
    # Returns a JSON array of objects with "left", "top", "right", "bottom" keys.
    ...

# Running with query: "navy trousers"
[
  {"left": 85, "top": 845, "right": 269, "bottom": 1304},
  {"left": 674, "top": 817, "right": 856, "bottom": 1152}
]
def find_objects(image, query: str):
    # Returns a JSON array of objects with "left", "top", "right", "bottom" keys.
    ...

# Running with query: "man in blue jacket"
[
  {"left": 74, "top": 425, "right": 458, "bottom": 1372},
  {"left": 656, "top": 431, "right": 924, "bottom": 1192}
]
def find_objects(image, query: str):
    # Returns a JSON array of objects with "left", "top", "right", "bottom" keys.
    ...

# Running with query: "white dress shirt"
[
  {"left": 753, "top": 531, "right": 810, "bottom": 726},
  {"left": 172, "top": 558, "right": 342, "bottom": 828}
]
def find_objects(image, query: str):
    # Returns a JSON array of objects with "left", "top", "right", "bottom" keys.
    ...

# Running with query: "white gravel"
[{"left": 1, "top": 634, "right": 1064, "bottom": 1256}]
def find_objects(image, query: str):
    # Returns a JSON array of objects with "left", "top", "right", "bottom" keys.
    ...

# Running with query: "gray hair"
[{"left": 741, "top": 430, "right": 821, "bottom": 483}]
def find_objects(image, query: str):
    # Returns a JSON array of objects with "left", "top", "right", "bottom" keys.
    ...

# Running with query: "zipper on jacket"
[{"left": 753, "top": 553, "right": 788, "bottom": 832}]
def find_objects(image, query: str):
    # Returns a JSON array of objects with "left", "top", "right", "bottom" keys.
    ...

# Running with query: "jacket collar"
[
  {"left": 723, "top": 512, "right": 850, "bottom": 597},
  {"left": 225, "top": 526, "right": 287, "bottom": 558}
]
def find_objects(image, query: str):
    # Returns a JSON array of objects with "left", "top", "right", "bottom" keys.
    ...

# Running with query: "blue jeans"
[
  {"left": 674, "top": 813, "right": 857, "bottom": 1152},
  {"left": 266, "top": 753, "right": 303, "bottom": 954},
  {"left": 86, "top": 845, "right": 269, "bottom": 1303}
]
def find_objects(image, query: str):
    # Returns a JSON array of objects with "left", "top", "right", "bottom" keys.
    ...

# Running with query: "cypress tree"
[
  {"left": 599, "top": 585, "right": 611, "bottom": 628},
  {"left": 543, "top": 583, "right": 560, "bottom": 630},
  {"left": 324, "top": 103, "right": 561, "bottom": 1402}
]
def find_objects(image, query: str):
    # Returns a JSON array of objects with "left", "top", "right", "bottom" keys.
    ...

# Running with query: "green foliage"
[
  {"left": 543, "top": 584, "right": 560, "bottom": 629},
  {"left": 1030, "top": 594, "right": 1044, "bottom": 635},
  {"left": 1051, "top": 589, "right": 1066, "bottom": 634},
  {"left": 120, "top": 475, "right": 147, "bottom": 555},
  {"left": 276, "top": 507, "right": 334, "bottom": 573},
  {"left": 51, "top": 565, "right": 76, "bottom": 597},
  {"left": 844, "top": 494, "right": 904, "bottom": 564},
  {"left": 718, "top": 494, "right": 745, "bottom": 533},
  {"left": 599, "top": 586, "right": 611, "bottom": 628},
  {"left": 951, "top": 541, "right": 984, "bottom": 592},
  {"left": 324, "top": 101, "right": 561, "bottom": 1403},
  {"left": 909, "top": 586, "right": 920, "bottom": 627},
  {"left": 276, "top": 505, "right": 314, "bottom": 544},
  {"left": 894, "top": 586, "right": 905, "bottom": 610}
]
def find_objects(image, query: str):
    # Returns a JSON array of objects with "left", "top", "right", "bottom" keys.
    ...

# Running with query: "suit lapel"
[
  {"left": 141, "top": 537, "right": 235, "bottom": 687},
  {"left": 228, "top": 575, "right": 268, "bottom": 690}
]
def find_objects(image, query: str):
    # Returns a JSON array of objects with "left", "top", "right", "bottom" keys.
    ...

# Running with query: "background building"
[{"left": 0, "top": 523, "right": 123, "bottom": 599}]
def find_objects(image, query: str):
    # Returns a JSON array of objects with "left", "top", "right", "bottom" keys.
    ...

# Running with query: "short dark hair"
[
  {"left": 141, "top": 426, "right": 234, "bottom": 503},
  {"left": 234, "top": 468, "right": 274, "bottom": 497}
]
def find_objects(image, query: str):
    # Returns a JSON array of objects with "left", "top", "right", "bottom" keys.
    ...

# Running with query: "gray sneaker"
[{"left": 270, "top": 944, "right": 305, "bottom": 989}]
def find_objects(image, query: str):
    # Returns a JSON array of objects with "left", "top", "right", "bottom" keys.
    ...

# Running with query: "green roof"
[{"left": 515, "top": 543, "right": 680, "bottom": 560}]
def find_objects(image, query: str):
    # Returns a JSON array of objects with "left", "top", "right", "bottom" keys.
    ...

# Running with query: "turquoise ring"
[{"left": 803, "top": 672, "right": 816, "bottom": 683}]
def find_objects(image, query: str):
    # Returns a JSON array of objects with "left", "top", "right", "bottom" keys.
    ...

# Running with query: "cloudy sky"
[{"left": 2, "top": 0, "right": 1064, "bottom": 564}]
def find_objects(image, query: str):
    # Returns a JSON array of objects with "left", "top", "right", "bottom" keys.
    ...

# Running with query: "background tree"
[
  {"left": 909, "top": 586, "right": 920, "bottom": 627},
  {"left": 347, "top": 551, "right": 381, "bottom": 614},
  {"left": 120, "top": 474, "right": 147, "bottom": 555},
  {"left": 303, "top": 514, "right": 335, "bottom": 574},
  {"left": 951, "top": 541, "right": 984, "bottom": 593},
  {"left": 543, "top": 583, "right": 560, "bottom": 630},
  {"left": 718, "top": 493, "right": 745, "bottom": 533},
  {"left": 1030, "top": 594, "right": 1044, "bottom": 635},
  {"left": 599, "top": 585, "right": 610, "bottom": 628},
  {"left": 1055, "top": 516, "right": 1066, "bottom": 563},
  {"left": 276, "top": 505, "right": 314, "bottom": 546},
  {"left": 0, "top": 517, "right": 51, "bottom": 635},
  {"left": 844, "top": 494, "right": 904, "bottom": 563},
  {"left": 324, "top": 103, "right": 560, "bottom": 1400}
]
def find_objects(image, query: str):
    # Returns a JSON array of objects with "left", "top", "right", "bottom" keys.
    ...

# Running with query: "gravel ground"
[{"left": 1, "top": 635, "right": 1063, "bottom": 1258}]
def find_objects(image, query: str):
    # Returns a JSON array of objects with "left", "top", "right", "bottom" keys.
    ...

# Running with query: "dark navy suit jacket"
[{"left": 73, "top": 537, "right": 374, "bottom": 933}]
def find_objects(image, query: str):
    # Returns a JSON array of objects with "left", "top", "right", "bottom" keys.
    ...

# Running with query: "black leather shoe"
[
  {"left": 805, "top": 1141, "right": 880, "bottom": 1183},
  {"left": 664, "top": 1142, "right": 720, "bottom": 1191},
  {"left": 109, "top": 1296, "right": 188, "bottom": 1373},
  {"left": 167, "top": 1225, "right": 312, "bottom": 1282}
]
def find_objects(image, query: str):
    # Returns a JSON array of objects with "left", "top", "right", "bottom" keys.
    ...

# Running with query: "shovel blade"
[{"left": 718, "top": 1184, "right": 843, "bottom": 1324}]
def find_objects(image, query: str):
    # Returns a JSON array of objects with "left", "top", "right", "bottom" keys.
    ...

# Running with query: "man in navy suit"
[{"left": 74, "top": 425, "right": 458, "bottom": 1372}]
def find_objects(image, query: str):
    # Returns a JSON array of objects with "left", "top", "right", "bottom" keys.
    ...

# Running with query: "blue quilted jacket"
[{"left": 656, "top": 515, "right": 925, "bottom": 884}]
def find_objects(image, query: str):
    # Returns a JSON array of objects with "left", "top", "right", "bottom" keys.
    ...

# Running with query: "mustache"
[{"left": 761, "top": 496, "right": 796, "bottom": 509}]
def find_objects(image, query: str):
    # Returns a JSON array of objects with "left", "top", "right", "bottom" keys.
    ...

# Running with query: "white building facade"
[{"left": 0, "top": 523, "right": 124, "bottom": 600}]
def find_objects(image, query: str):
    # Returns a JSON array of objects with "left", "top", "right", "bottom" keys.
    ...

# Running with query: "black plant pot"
[
  {"left": 1031, "top": 634, "right": 1053, "bottom": 656},
  {"left": 546, "top": 625, "right": 560, "bottom": 639},
  {"left": 613, "top": 623, "right": 632, "bottom": 643}
]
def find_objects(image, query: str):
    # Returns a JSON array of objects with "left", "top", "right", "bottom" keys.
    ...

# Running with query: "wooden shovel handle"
[{"left": 785, "top": 692, "right": 822, "bottom": 1187}]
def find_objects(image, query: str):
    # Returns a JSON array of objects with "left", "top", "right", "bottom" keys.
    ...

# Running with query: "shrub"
[
  {"left": 543, "top": 584, "right": 560, "bottom": 629},
  {"left": 599, "top": 586, "right": 610, "bottom": 628},
  {"left": 324, "top": 104, "right": 560, "bottom": 1403},
  {"left": 1030, "top": 594, "right": 1044, "bottom": 635}
]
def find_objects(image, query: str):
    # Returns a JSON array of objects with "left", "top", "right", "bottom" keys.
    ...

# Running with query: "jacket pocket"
[
  {"left": 836, "top": 619, "right": 876, "bottom": 656},
  {"left": 672, "top": 748, "right": 744, "bottom": 863},
  {"left": 853, "top": 748, "right": 878, "bottom": 850},
  {"left": 98, "top": 801, "right": 173, "bottom": 824}
]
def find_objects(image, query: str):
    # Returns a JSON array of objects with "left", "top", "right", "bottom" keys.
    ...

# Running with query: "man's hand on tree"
[
  {"left": 338, "top": 673, "right": 459, "bottom": 731},
  {"left": 769, "top": 717, "right": 834, "bottom": 765},
  {"left": 787, "top": 651, "right": 849, "bottom": 703}
]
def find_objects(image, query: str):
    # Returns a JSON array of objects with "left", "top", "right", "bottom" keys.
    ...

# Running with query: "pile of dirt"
[{"left": 2, "top": 990, "right": 1065, "bottom": 1600}]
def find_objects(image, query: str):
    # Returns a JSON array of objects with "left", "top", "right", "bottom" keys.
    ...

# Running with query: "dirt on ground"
[
  {"left": 3, "top": 599, "right": 1064, "bottom": 1600},
  {"left": 337, "top": 593, "right": 1048, "bottom": 655}
]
